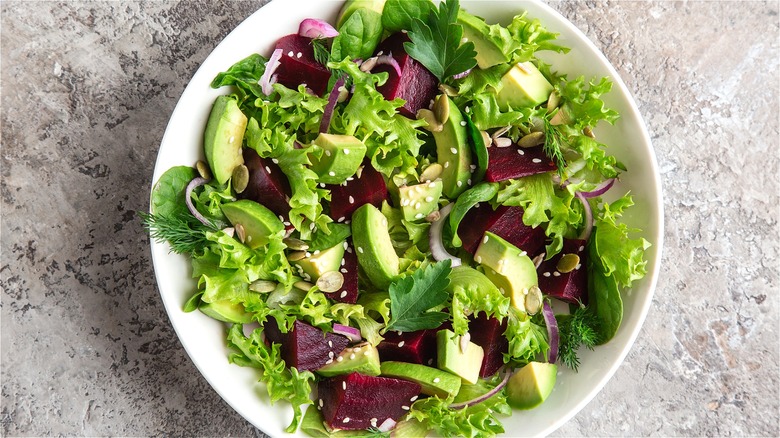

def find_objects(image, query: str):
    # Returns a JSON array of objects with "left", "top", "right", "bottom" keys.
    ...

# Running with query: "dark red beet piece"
[
  {"left": 484, "top": 145, "right": 557, "bottom": 183},
  {"left": 374, "top": 33, "right": 439, "bottom": 119},
  {"left": 323, "top": 240, "right": 359, "bottom": 304},
  {"left": 239, "top": 148, "right": 292, "bottom": 216},
  {"left": 318, "top": 373, "right": 421, "bottom": 430},
  {"left": 537, "top": 239, "right": 588, "bottom": 305},
  {"left": 328, "top": 162, "right": 387, "bottom": 221},
  {"left": 459, "top": 205, "right": 546, "bottom": 256},
  {"left": 469, "top": 314, "right": 508, "bottom": 378},
  {"left": 263, "top": 319, "right": 349, "bottom": 372},
  {"left": 273, "top": 34, "right": 331, "bottom": 96},
  {"left": 377, "top": 329, "right": 438, "bottom": 366}
]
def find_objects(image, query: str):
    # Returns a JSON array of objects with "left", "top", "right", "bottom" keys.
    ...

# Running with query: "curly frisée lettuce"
[{"left": 143, "top": 0, "right": 652, "bottom": 436}]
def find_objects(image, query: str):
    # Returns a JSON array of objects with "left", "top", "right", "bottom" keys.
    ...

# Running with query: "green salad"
[{"left": 144, "top": 0, "right": 650, "bottom": 436}]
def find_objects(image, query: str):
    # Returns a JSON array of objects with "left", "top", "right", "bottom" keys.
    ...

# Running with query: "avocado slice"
[
  {"left": 221, "top": 199, "right": 284, "bottom": 249},
  {"left": 351, "top": 204, "right": 399, "bottom": 290},
  {"left": 506, "top": 361, "right": 557, "bottom": 410},
  {"left": 436, "top": 329, "right": 484, "bottom": 385},
  {"left": 337, "top": 0, "right": 386, "bottom": 29},
  {"left": 380, "top": 361, "right": 462, "bottom": 398},
  {"left": 475, "top": 231, "right": 538, "bottom": 313},
  {"left": 199, "top": 300, "right": 253, "bottom": 323},
  {"left": 309, "top": 133, "right": 367, "bottom": 184},
  {"left": 316, "top": 342, "right": 381, "bottom": 378},
  {"left": 398, "top": 180, "right": 443, "bottom": 221},
  {"left": 457, "top": 10, "right": 511, "bottom": 69},
  {"left": 294, "top": 242, "right": 345, "bottom": 281},
  {"left": 432, "top": 95, "right": 472, "bottom": 199},
  {"left": 496, "top": 62, "right": 554, "bottom": 110},
  {"left": 204, "top": 95, "right": 247, "bottom": 184}
]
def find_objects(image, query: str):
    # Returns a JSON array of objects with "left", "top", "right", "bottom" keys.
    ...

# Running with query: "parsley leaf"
[
  {"left": 404, "top": 0, "right": 477, "bottom": 82},
  {"left": 385, "top": 259, "right": 452, "bottom": 332}
]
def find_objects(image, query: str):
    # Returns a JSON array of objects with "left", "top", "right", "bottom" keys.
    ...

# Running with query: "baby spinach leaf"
[
  {"left": 331, "top": 8, "right": 384, "bottom": 62},
  {"left": 382, "top": 0, "right": 433, "bottom": 33}
]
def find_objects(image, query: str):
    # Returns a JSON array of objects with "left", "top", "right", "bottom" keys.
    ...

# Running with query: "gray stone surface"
[{"left": 1, "top": 1, "right": 777, "bottom": 436}]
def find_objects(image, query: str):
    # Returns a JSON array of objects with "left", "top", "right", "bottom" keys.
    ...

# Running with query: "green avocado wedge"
[
  {"left": 221, "top": 199, "right": 284, "bottom": 249},
  {"left": 506, "top": 361, "right": 557, "bottom": 410},
  {"left": 204, "top": 95, "right": 247, "bottom": 184},
  {"left": 350, "top": 204, "right": 399, "bottom": 289},
  {"left": 199, "top": 300, "right": 253, "bottom": 323},
  {"left": 432, "top": 94, "right": 472, "bottom": 199}
]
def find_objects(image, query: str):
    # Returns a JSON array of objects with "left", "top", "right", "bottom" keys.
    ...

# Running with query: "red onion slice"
[
  {"left": 576, "top": 192, "right": 593, "bottom": 241},
  {"left": 449, "top": 370, "right": 511, "bottom": 409},
  {"left": 298, "top": 18, "right": 339, "bottom": 39},
  {"left": 333, "top": 323, "right": 362, "bottom": 343},
  {"left": 185, "top": 176, "right": 213, "bottom": 227},
  {"left": 319, "top": 76, "right": 346, "bottom": 133},
  {"left": 452, "top": 68, "right": 472, "bottom": 80},
  {"left": 542, "top": 301, "right": 559, "bottom": 364},
  {"left": 375, "top": 53, "right": 402, "bottom": 77},
  {"left": 580, "top": 177, "right": 616, "bottom": 199},
  {"left": 429, "top": 203, "right": 462, "bottom": 267},
  {"left": 377, "top": 418, "right": 397, "bottom": 433},
  {"left": 259, "top": 48, "right": 283, "bottom": 96}
]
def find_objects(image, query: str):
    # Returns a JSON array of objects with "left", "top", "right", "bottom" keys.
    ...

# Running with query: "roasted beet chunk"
[
  {"left": 263, "top": 319, "right": 349, "bottom": 371},
  {"left": 373, "top": 33, "right": 439, "bottom": 119},
  {"left": 328, "top": 162, "right": 387, "bottom": 221},
  {"left": 239, "top": 148, "right": 292, "bottom": 216},
  {"left": 484, "top": 145, "right": 557, "bottom": 182},
  {"left": 318, "top": 373, "right": 421, "bottom": 430},
  {"left": 322, "top": 240, "right": 359, "bottom": 304},
  {"left": 459, "top": 205, "right": 546, "bottom": 256},
  {"left": 273, "top": 34, "right": 331, "bottom": 96},
  {"left": 537, "top": 239, "right": 588, "bottom": 305},
  {"left": 469, "top": 314, "right": 509, "bottom": 378},
  {"left": 377, "top": 329, "right": 438, "bottom": 366}
]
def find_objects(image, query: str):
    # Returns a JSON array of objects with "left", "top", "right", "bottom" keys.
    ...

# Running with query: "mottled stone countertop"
[{"left": 1, "top": 1, "right": 778, "bottom": 436}]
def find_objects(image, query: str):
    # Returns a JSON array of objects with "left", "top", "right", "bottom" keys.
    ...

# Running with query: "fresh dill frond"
[
  {"left": 139, "top": 211, "right": 211, "bottom": 254},
  {"left": 557, "top": 305, "right": 601, "bottom": 372},
  {"left": 311, "top": 38, "right": 331, "bottom": 68},
  {"left": 543, "top": 116, "right": 567, "bottom": 177}
]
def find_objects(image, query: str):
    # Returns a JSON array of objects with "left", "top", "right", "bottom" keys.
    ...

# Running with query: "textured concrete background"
[{"left": 1, "top": 1, "right": 778, "bottom": 436}]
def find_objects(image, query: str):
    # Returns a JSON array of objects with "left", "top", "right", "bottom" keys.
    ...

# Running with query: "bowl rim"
[{"left": 149, "top": 1, "right": 665, "bottom": 436}]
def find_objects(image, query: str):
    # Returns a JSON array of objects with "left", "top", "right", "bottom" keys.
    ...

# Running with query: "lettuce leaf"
[
  {"left": 504, "top": 308, "right": 549, "bottom": 364},
  {"left": 591, "top": 194, "right": 650, "bottom": 289},
  {"left": 227, "top": 324, "right": 316, "bottom": 433},
  {"left": 506, "top": 12, "right": 569, "bottom": 62},
  {"left": 447, "top": 266, "right": 509, "bottom": 335}
]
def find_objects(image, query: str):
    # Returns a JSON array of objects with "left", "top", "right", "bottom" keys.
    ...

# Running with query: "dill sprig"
[
  {"left": 311, "top": 38, "right": 331, "bottom": 67},
  {"left": 543, "top": 116, "right": 567, "bottom": 176},
  {"left": 557, "top": 306, "right": 601, "bottom": 372},
  {"left": 139, "top": 210, "right": 211, "bottom": 254}
]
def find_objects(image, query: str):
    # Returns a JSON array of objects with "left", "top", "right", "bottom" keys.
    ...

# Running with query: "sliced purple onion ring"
[
  {"left": 580, "top": 177, "right": 616, "bottom": 199},
  {"left": 449, "top": 369, "right": 511, "bottom": 409},
  {"left": 185, "top": 176, "right": 213, "bottom": 227},
  {"left": 319, "top": 76, "right": 346, "bottom": 133},
  {"left": 452, "top": 68, "right": 472, "bottom": 80},
  {"left": 298, "top": 18, "right": 339, "bottom": 39},
  {"left": 377, "top": 418, "right": 397, "bottom": 433},
  {"left": 333, "top": 323, "right": 362, "bottom": 343},
  {"left": 259, "top": 48, "right": 283, "bottom": 96},
  {"left": 375, "top": 53, "right": 402, "bottom": 77},
  {"left": 429, "top": 203, "right": 462, "bottom": 267},
  {"left": 576, "top": 191, "right": 593, "bottom": 241},
  {"left": 542, "top": 301, "right": 559, "bottom": 364}
]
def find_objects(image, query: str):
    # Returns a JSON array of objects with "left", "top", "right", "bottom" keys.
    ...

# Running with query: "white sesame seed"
[
  {"left": 284, "top": 221, "right": 290, "bottom": 226},
  {"left": 265, "top": 165, "right": 271, "bottom": 174},
  {"left": 363, "top": 349, "right": 371, "bottom": 356},
  {"left": 313, "top": 250, "right": 320, "bottom": 255},
  {"left": 296, "top": 52, "right": 302, "bottom": 58},
  {"left": 499, "top": 287, "right": 505, "bottom": 294},
  {"left": 343, "top": 149, "right": 350, "bottom": 155},
  {"left": 340, "top": 268, "right": 348, "bottom": 274},
  {"left": 398, "top": 341, "right": 405, "bottom": 348},
  {"left": 429, "top": 182, "right": 436, "bottom": 188},
  {"left": 228, "top": 136, "right": 235, "bottom": 144},
  {"left": 288, "top": 51, "right": 294, "bottom": 57},
  {"left": 349, "top": 196, "right": 355, "bottom": 204},
  {"left": 543, "top": 272, "right": 551, "bottom": 277},
  {"left": 428, "top": 359, "right": 434, "bottom": 365},
  {"left": 279, "top": 215, "right": 284, "bottom": 222},
  {"left": 346, "top": 247, "right": 352, "bottom": 253},
  {"left": 342, "top": 381, "right": 347, "bottom": 390},
  {"left": 272, "top": 158, "right": 279, "bottom": 164},
  {"left": 328, "top": 340, "right": 333, "bottom": 348},
  {"left": 576, "top": 263, "right": 582, "bottom": 270},
  {"left": 444, "top": 161, "right": 450, "bottom": 168},
  {"left": 450, "top": 147, "right": 458, "bottom": 154},
  {"left": 343, "top": 417, "right": 350, "bottom": 423},
  {"left": 465, "top": 106, "right": 471, "bottom": 113},
  {"left": 401, "top": 405, "right": 410, "bottom": 410},
  {"left": 523, "top": 288, "right": 529, "bottom": 295},
  {"left": 433, "top": 378, "right": 440, "bottom": 383},
  {"left": 341, "top": 258, "right": 346, "bottom": 266},
  {"left": 470, "top": 164, "right": 477, "bottom": 170},
  {"left": 415, "top": 213, "right": 423, "bottom": 219},
  {"left": 410, "top": 395, "right": 418, "bottom": 402},
  {"left": 357, "top": 246, "right": 364, "bottom": 254},
  {"left": 370, "top": 418, "right": 378, "bottom": 427},
  {"left": 475, "top": 255, "right": 482, "bottom": 263},
  {"left": 414, "top": 202, "right": 421, "bottom": 209},
  {"left": 319, "top": 183, "right": 326, "bottom": 188},
  {"left": 329, "top": 351, "right": 334, "bottom": 358},
  {"left": 319, "top": 399, "right": 323, "bottom": 407},
  {"left": 467, "top": 179, "right": 472, "bottom": 185},
  {"left": 329, "top": 171, "right": 336, "bottom": 177},
  {"left": 425, "top": 196, "right": 434, "bottom": 202},
  {"left": 519, "top": 251, "right": 527, "bottom": 257},
  {"left": 553, "top": 271, "right": 561, "bottom": 277},
  {"left": 338, "top": 216, "right": 345, "bottom": 223},
  {"left": 518, "top": 149, "right": 525, "bottom": 155},
  {"left": 457, "top": 181, "right": 463, "bottom": 187},
  {"left": 325, "top": 358, "right": 333, "bottom": 364},
  {"left": 340, "top": 291, "right": 347, "bottom": 298},
  {"left": 343, "top": 242, "right": 349, "bottom": 250},
  {"left": 337, "top": 356, "right": 344, "bottom": 362},
  {"left": 460, "top": 121, "right": 467, "bottom": 126},
  {"left": 579, "top": 245, "right": 585, "bottom": 252},
  {"left": 325, "top": 150, "right": 332, "bottom": 157},
  {"left": 400, "top": 198, "right": 409, "bottom": 207},
  {"left": 532, "top": 158, "right": 542, "bottom": 163}
]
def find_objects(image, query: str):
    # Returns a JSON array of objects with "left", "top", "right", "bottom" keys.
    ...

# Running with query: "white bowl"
[{"left": 150, "top": 1, "right": 664, "bottom": 436}]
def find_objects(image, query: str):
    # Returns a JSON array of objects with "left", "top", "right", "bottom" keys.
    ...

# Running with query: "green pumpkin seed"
[
  {"left": 288, "top": 251, "right": 307, "bottom": 262},
  {"left": 518, "top": 131, "right": 545, "bottom": 148},
  {"left": 283, "top": 237, "right": 309, "bottom": 251},
  {"left": 480, "top": 130, "right": 492, "bottom": 147},
  {"left": 546, "top": 91, "right": 560, "bottom": 113},
  {"left": 420, "top": 163, "right": 443, "bottom": 182},
  {"left": 316, "top": 271, "right": 344, "bottom": 293},
  {"left": 294, "top": 280, "right": 315, "bottom": 291},
  {"left": 438, "top": 83, "right": 458, "bottom": 97},
  {"left": 232, "top": 164, "right": 249, "bottom": 194},
  {"left": 196, "top": 160, "right": 212, "bottom": 180},
  {"left": 583, "top": 126, "right": 595, "bottom": 139},
  {"left": 557, "top": 253, "right": 580, "bottom": 273},
  {"left": 524, "top": 285, "right": 543, "bottom": 315},
  {"left": 234, "top": 223, "right": 246, "bottom": 243},
  {"left": 417, "top": 109, "right": 443, "bottom": 132},
  {"left": 433, "top": 95, "right": 450, "bottom": 125},
  {"left": 249, "top": 280, "right": 277, "bottom": 293}
]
